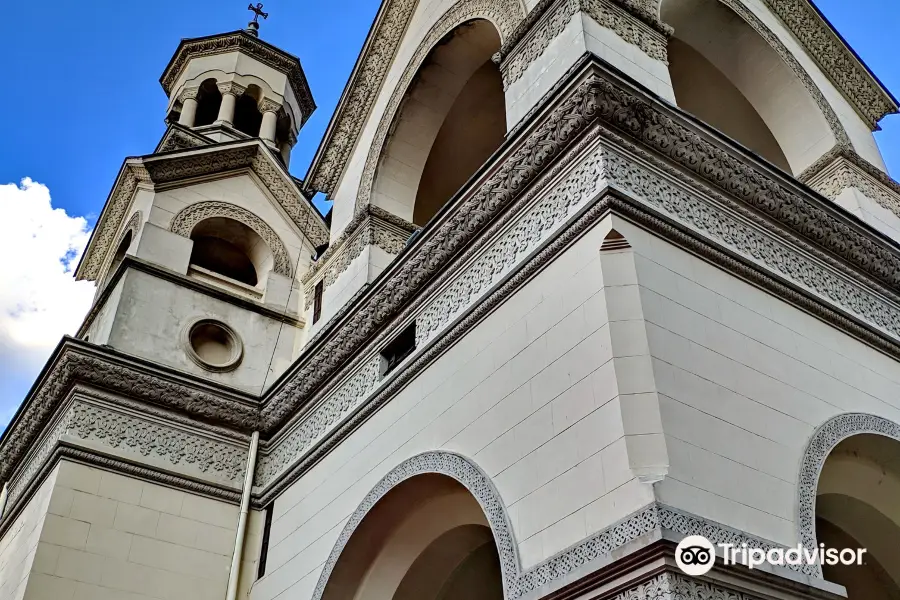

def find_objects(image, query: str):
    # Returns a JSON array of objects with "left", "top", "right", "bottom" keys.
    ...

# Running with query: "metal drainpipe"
[{"left": 226, "top": 431, "right": 260, "bottom": 600}]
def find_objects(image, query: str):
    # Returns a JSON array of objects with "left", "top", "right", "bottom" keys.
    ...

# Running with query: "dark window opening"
[
  {"left": 233, "top": 94, "right": 263, "bottom": 137},
  {"left": 313, "top": 280, "right": 324, "bottom": 324},
  {"left": 190, "top": 236, "right": 258, "bottom": 286},
  {"left": 257, "top": 505, "right": 274, "bottom": 579},
  {"left": 380, "top": 322, "right": 416, "bottom": 376},
  {"left": 195, "top": 79, "right": 222, "bottom": 127}
]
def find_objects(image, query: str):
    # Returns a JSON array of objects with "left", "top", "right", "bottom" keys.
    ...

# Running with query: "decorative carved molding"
[
  {"left": 301, "top": 209, "right": 414, "bottom": 308},
  {"left": 77, "top": 141, "right": 327, "bottom": 281},
  {"left": 156, "top": 125, "right": 213, "bottom": 153},
  {"left": 311, "top": 451, "right": 520, "bottom": 600},
  {"left": 502, "top": 0, "right": 669, "bottom": 91},
  {"left": 0, "top": 343, "right": 257, "bottom": 484},
  {"left": 256, "top": 354, "right": 382, "bottom": 485},
  {"left": 803, "top": 150, "right": 900, "bottom": 221},
  {"left": 217, "top": 81, "right": 247, "bottom": 96},
  {"left": 179, "top": 86, "right": 200, "bottom": 102},
  {"left": 797, "top": 412, "right": 900, "bottom": 577},
  {"left": 416, "top": 146, "right": 606, "bottom": 345},
  {"left": 613, "top": 572, "right": 765, "bottom": 600},
  {"left": 759, "top": 0, "right": 897, "bottom": 129},
  {"left": 160, "top": 31, "right": 315, "bottom": 125},
  {"left": 264, "top": 61, "right": 900, "bottom": 438},
  {"left": 170, "top": 200, "right": 294, "bottom": 278},
  {"left": 310, "top": 0, "right": 525, "bottom": 196},
  {"left": 258, "top": 97, "right": 281, "bottom": 113},
  {"left": 310, "top": 449, "right": 799, "bottom": 600}
]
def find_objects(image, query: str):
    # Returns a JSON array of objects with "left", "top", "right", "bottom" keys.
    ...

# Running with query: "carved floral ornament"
[
  {"left": 169, "top": 200, "right": 294, "bottom": 278},
  {"left": 76, "top": 141, "right": 327, "bottom": 281}
]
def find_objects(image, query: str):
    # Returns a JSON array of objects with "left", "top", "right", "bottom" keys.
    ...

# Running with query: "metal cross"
[{"left": 247, "top": 3, "right": 269, "bottom": 23}]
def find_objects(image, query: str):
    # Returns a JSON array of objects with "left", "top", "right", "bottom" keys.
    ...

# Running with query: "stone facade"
[{"left": 2, "top": 1, "right": 900, "bottom": 599}]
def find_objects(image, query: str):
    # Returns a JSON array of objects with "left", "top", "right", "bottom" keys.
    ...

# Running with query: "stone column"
[
  {"left": 178, "top": 88, "right": 199, "bottom": 127},
  {"left": 216, "top": 82, "right": 245, "bottom": 126},
  {"left": 259, "top": 99, "right": 280, "bottom": 146},
  {"left": 280, "top": 131, "right": 296, "bottom": 166}
]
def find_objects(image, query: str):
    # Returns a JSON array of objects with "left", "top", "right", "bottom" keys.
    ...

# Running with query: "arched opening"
[
  {"left": 233, "top": 85, "right": 263, "bottom": 138},
  {"left": 194, "top": 79, "right": 222, "bottom": 128},
  {"left": 371, "top": 20, "right": 506, "bottom": 227},
  {"left": 661, "top": 0, "right": 834, "bottom": 175},
  {"left": 188, "top": 217, "right": 274, "bottom": 288},
  {"left": 816, "top": 433, "right": 900, "bottom": 599},
  {"left": 108, "top": 230, "right": 132, "bottom": 279},
  {"left": 321, "top": 474, "right": 503, "bottom": 600}
]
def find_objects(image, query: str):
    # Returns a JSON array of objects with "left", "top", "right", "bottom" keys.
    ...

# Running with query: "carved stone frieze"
[
  {"left": 805, "top": 155, "right": 900, "bottom": 221},
  {"left": 170, "top": 200, "right": 293, "bottom": 277},
  {"left": 178, "top": 86, "right": 199, "bottom": 102},
  {"left": 156, "top": 125, "right": 213, "bottom": 153},
  {"left": 217, "top": 81, "right": 247, "bottom": 96},
  {"left": 0, "top": 344, "right": 257, "bottom": 484},
  {"left": 310, "top": 450, "right": 802, "bottom": 600},
  {"left": 311, "top": 0, "right": 525, "bottom": 196},
  {"left": 258, "top": 98, "right": 281, "bottom": 114},
  {"left": 760, "top": 0, "right": 897, "bottom": 128},
  {"left": 160, "top": 31, "right": 315, "bottom": 124},
  {"left": 417, "top": 146, "right": 607, "bottom": 345},
  {"left": 255, "top": 355, "right": 382, "bottom": 485},
  {"left": 78, "top": 141, "right": 327, "bottom": 281},
  {"left": 603, "top": 147, "right": 900, "bottom": 342},
  {"left": 797, "top": 412, "right": 900, "bottom": 578}
]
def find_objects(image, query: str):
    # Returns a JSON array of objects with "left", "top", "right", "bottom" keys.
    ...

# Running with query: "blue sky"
[{"left": 0, "top": 0, "right": 898, "bottom": 426}]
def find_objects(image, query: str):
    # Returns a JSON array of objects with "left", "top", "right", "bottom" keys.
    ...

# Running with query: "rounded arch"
[
  {"left": 355, "top": 0, "right": 525, "bottom": 219},
  {"left": 169, "top": 201, "right": 292, "bottom": 278},
  {"left": 103, "top": 211, "right": 142, "bottom": 283},
  {"left": 661, "top": 0, "right": 843, "bottom": 175},
  {"left": 313, "top": 451, "right": 519, "bottom": 600},
  {"left": 797, "top": 413, "right": 900, "bottom": 577}
]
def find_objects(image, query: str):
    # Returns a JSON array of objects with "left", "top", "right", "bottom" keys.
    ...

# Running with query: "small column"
[
  {"left": 259, "top": 99, "right": 280, "bottom": 146},
  {"left": 280, "top": 130, "right": 296, "bottom": 166},
  {"left": 178, "top": 88, "right": 199, "bottom": 127},
  {"left": 216, "top": 82, "right": 245, "bottom": 126}
]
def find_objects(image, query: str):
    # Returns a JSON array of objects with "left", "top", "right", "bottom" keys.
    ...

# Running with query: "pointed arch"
[
  {"left": 312, "top": 451, "right": 520, "bottom": 600},
  {"left": 797, "top": 412, "right": 900, "bottom": 577},
  {"left": 355, "top": 0, "right": 525, "bottom": 217}
]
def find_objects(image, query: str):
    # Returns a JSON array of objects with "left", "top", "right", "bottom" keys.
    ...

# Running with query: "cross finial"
[
  {"left": 248, "top": 3, "right": 268, "bottom": 23},
  {"left": 245, "top": 3, "right": 268, "bottom": 36}
]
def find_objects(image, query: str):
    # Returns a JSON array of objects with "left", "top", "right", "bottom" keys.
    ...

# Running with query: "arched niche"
[
  {"left": 661, "top": 0, "right": 837, "bottom": 175},
  {"left": 370, "top": 19, "right": 506, "bottom": 227},
  {"left": 195, "top": 78, "right": 223, "bottom": 127},
  {"left": 234, "top": 84, "right": 264, "bottom": 137},
  {"left": 799, "top": 413, "right": 900, "bottom": 599},
  {"left": 313, "top": 452, "right": 518, "bottom": 600}
]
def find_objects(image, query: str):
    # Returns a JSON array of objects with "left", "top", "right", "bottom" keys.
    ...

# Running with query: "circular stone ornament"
[{"left": 183, "top": 318, "right": 243, "bottom": 372}]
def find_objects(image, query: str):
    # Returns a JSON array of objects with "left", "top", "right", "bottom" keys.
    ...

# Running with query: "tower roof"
[{"left": 160, "top": 30, "right": 316, "bottom": 126}]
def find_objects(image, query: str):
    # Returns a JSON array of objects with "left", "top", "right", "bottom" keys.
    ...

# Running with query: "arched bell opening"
[
  {"left": 661, "top": 0, "right": 835, "bottom": 175},
  {"left": 194, "top": 78, "right": 223, "bottom": 128},
  {"left": 320, "top": 473, "right": 504, "bottom": 600},
  {"left": 234, "top": 84, "right": 264, "bottom": 138},
  {"left": 816, "top": 433, "right": 900, "bottom": 599},
  {"left": 188, "top": 216, "right": 274, "bottom": 288},
  {"left": 371, "top": 19, "right": 506, "bottom": 227}
]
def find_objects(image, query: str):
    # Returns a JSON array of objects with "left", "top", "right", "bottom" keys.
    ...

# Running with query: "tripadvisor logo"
[{"left": 675, "top": 535, "right": 868, "bottom": 576}]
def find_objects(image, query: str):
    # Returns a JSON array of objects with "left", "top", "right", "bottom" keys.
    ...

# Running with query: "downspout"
[{"left": 226, "top": 431, "right": 260, "bottom": 600}]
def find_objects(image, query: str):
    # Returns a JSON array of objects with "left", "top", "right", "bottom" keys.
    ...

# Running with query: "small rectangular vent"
[
  {"left": 257, "top": 505, "right": 274, "bottom": 579},
  {"left": 380, "top": 322, "right": 416, "bottom": 376},
  {"left": 313, "top": 280, "right": 324, "bottom": 324}
]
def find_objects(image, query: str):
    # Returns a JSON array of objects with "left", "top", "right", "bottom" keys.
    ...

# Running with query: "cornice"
[
  {"left": 760, "top": 0, "right": 897, "bottom": 129},
  {"left": 160, "top": 30, "right": 315, "bottom": 125},
  {"left": 307, "top": 0, "right": 526, "bottom": 196},
  {"left": 263, "top": 57, "right": 900, "bottom": 437},
  {"left": 154, "top": 123, "right": 214, "bottom": 154},
  {"left": 0, "top": 339, "right": 258, "bottom": 485},
  {"left": 76, "top": 140, "right": 328, "bottom": 282}
]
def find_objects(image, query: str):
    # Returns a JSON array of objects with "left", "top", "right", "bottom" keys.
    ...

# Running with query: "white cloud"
[{"left": 0, "top": 178, "right": 95, "bottom": 399}]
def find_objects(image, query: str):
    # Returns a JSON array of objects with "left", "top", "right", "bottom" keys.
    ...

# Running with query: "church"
[{"left": 2, "top": 0, "right": 900, "bottom": 597}]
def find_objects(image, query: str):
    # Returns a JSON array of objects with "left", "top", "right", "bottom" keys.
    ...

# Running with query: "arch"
[
  {"left": 102, "top": 211, "right": 142, "bottom": 284},
  {"left": 661, "top": 0, "right": 841, "bottom": 175},
  {"left": 313, "top": 451, "right": 519, "bottom": 600},
  {"left": 797, "top": 413, "right": 900, "bottom": 577},
  {"left": 355, "top": 0, "right": 525, "bottom": 218},
  {"left": 234, "top": 85, "right": 264, "bottom": 137},
  {"left": 194, "top": 78, "right": 223, "bottom": 127},
  {"left": 169, "top": 201, "right": 292, "bottom": 278}
]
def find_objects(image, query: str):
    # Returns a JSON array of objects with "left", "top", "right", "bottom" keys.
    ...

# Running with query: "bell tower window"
[
  {"left": 233, "top": 85, "right": 264, "bottom": 137},
  {"left": 188, "top": 217, "right": 274, "bottom": 290},
  {"left": 194, "top": 79, "right": 223, "bottom": 128}
]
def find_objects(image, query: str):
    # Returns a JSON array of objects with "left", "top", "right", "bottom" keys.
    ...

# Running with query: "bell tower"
[{"left": 73, "top": 8, "right": 329, "bottom": 393}]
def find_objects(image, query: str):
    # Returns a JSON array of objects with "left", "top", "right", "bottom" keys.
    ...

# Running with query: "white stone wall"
[
  {"left": 833, "top": 186, "right": 900, "bottom": 242},
  {"left": 251, "top": 218, "right": 659, "bottom": 599},
  {"left": 14, "top": 461, "right": 262, "bottom": 600},
  {"left": 611, "top": 219, "right": 900, "bottom": 547},
  {"left": 0, "top": 467, "right": 57, "bottom": 600}
]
